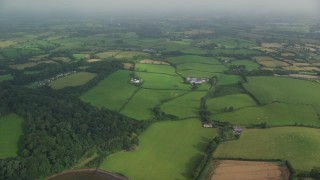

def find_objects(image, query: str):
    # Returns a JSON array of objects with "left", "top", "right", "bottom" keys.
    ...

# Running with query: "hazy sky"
[{"left": 1, "top": 0, "right": 319, "bottom": 16}]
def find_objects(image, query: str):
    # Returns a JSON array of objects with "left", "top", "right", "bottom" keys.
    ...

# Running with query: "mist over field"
[{"left": 1, "top": 0, "right": 319, "bottom": 17}]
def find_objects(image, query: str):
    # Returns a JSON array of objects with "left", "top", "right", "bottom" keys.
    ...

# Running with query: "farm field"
[
  {"left": 243, "top": 76, "right": 320, "bottom": 113},
  {"left": 167, "top": 55, "right": 221, "bottom": 65},
  {"left": 0, "top": 114, "right": 24, "bottom": 159},
  {"left": 178, "top": 69, "right": 221, "bottom": 78},
  {"left": 139, "top": 59, "right": 170, "bottom": 65},
  {"left": 96, "top": 51, "right": 119, "bottom": 59},
  {"left": 177, "top": 63, "right": 227, "bottom": 73},
  {"left": 254, "top": 56, "right": 289, "bottom": 67},
  {"left": 81, "top": 70, "right": 138, "bottom": 111},
  {"left": 231, "top": 60, "right": 260, "bottom": 71},
  {"left": 217, "top": 75, "right": 243, "bottom": 86},
  {"left": 73, "top": 53, "right": 88, "bottom": 60},
  {"left": 136, "top": 72, "right": 190, "bottom": 90},
  {"left": 9, "top": 60, "right": 56, "bottom": 70},
  {"left": 160, "top": 91, "right": 207, "bottom": 118},
  {"left": 115, "top": 51, "right": 150, "bottom": 59},
  {"left": 213, "top": 37, "right": 257, "bottom": 48},
  {"left": 50, "top": 72, "right": 97, "bottom": 89},
  {"left": 0, "top": 74, "right": 13, "bottom": 82},
  {"left": 206, "top": 94, "right": 257, "bottom": 113},
  {"left": 101, "top": 119, "right": 217, "bottom": 180},
  {"left": 210, "top": 160, "right": 289, "bottom": 180},
  {"left": 0, "top": 40, "right": 17, "bottom": 48},
  {"left": 135, "top": 64, "right": 176, "bottom": 75},
  {"left": 213, "top": 102, "right": 319, "bottom": 126},
  {"left": 120, "top": 89, "right": 186, "bottom": 120},
  {"left": 214, "top": 127, "right": 320, "bottom": 172}
]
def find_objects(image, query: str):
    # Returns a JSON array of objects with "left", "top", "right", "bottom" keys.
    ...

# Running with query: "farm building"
[
  {"left": 130, "top": 78, "right": 142, "bottom": 84},
  {"left": 203, "top": 123, "right": 213, "bottom": 128},
  {"left": 233, "top": 126, "right": 243, "bottom": 135},
  {"left": 186, "top": 77, "right": 209, "bottom": 84}
]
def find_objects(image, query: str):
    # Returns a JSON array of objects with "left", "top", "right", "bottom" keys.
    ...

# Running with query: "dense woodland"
[{"left": 0, "top": 62, "right": 149, "bottom": 179}]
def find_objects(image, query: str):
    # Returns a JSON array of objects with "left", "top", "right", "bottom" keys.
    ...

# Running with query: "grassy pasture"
[
  {"left": 10, "top": 60, "right": 56, "bottom": 70},
  {"left": 73, "top": 53, "right": 88, "bottom": 60},
  {"left": 214, "top": 127, "right": 320, "bottom": 172},
  {"left": 136, "top": 72, "right": 190, "bottom": 90},
  {"left": 178, "top": 70, "right": 221, "bottom": 78},
  {"left": 115, "top": 51, "right": 150, "bottom": 59},
  {"left": 135, "top": 64, "right": 176, "bottom": 75},
  {"left": 50, "top": 72, "right": 97, "bottom": 90},
  {"left": 177, "top": 63, "right": 227, "bottom": 73},
  {"left": 0, "top": 74, "right": 13, "bottom": 82},
  {"left": 0, "top": 114, "right": 24, "bottom": 158},
  {"left": 207, "top": 94, "right": 257, "bottom": 113},
  {"left": 167, "top": 55, "right": 221, "bottom": 65},
  {"left": 217, "top": 75, "right": 243, "bottom": 86},
  {"left": 101, "top": 119, "right": 217, "bottom": 180},
  {"left": 121, "top": 89, "right": 186, "bottom": 120},
  {"left": 244, "top": 76, "right": 320, "bottom": 113},
  {"left": 213, "top": 102, "right": 319, "bottom": 126},
  {"left": 231, "top": 60, "right": 260, "bottom": 71},
  {"left": 214, "top": 37, "right": 256, "bottom": 48},
  {"left": 81, "top": 70, "right": 138, "bottom": 111},
  {"left": 211, "top": 49, "right": 259, "bottom": 56},
  {"left": 1, "top": 48, "right": 20, "bottom": 58},
  {"left": 160, "top": 91, "right": 207, "bottom": 118},
  {"left": 96, "top": 51, "right": 119, "bottom": 59}
]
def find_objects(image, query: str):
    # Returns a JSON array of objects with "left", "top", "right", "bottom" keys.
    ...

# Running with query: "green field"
[
  {"left": 206, "top": 94, "right": 256, "bottom": 113},
  {"left": 73, "top": 53, "right": 88, "bottom": 60},
  {"left": 136, "top": 72, "right": 190, "bottom": 90},
  {"left": 213, "top": 102, "right": 320, "bottom": 126},
  {"left": 81, "top": 70, "right": 138, "bottom": 111},
  {"left": 0, "top": 114, "right": 24, "bottom": 158},
  {"left": 0, "top": 74, "right": 13, "bottom": 82},
  {"left": 121, "top": 89, "right": 186, "bottom": 120},
  {"left": 178, "top": 70, "right": 221, "bottom": 78},
  {"left": 214, "top": 127, "right": 320, "bottom": 172},
  {"left": 1, "top": 48, "right": 20, "bottom": 58},
  {"left": 244, "top": 76, "right": 320, "bottom": 113},
  {"left": 96, "top": 51, "right": 119, "bottom": 59},
  {"left": 177, "top": 63, "right": 227, "bottom": 73},
  {"left": 211, "top": 49, "right": 259, "bottom": 56},
  {"left": 135, "top": 64, "right": 176, "bottom": 75},
  {"left": 167, "top": 55, "right": 221, "bottom": 65},
  {"left": 217, "top": 75, "right": 243, "bottom": 86},
  {"left": 160, "top": 91, "right": 207, "bottom": 118},
  {"left": 101, "top": 119, "right": 217, "bottom": 180},
  {"left": 50, "top": 72, "right": 97, "bottom": 89},
  {"left": 115, "top": 51, "right": 150, "bottom": 59},
  {"left": 231, "top": 60, "right": 260, "bottom": 71},
  {"left": 10, "top": 60, "right": 56, "bottom": 70},
  {"left": 213, "top": 37, "right": 257, "bottom": 48}
]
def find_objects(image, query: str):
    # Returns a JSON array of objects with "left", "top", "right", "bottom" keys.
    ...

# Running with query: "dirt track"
[{"left": 211, "top": 160, "right": 289, "bottom": 180}]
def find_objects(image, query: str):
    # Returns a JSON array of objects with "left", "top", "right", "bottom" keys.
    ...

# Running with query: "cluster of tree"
[
  {"left": 0, "top": 86, "right": 149, "bottom": 179},
  {"left": 152, "top": 106, "right": 178, "bottom": 121},
  {"left": 199, "top": 97, "right": 211, "bottom": 123}
]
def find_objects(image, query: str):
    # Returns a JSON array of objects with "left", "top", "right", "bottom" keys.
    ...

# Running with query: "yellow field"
[
  {"left": 282, "top": 66, "right": 303, "bottom": 71},
  {"left": 140, "top": 59, "right": 170, "bottom": 65},
  {"left": 0, "top": 40, "right": 17, "bottom": 48},
  {"left": 96, "top": 51, "right": 119, "bottom": 59},
  {"left": 255, "top": 57, "right": 289, "bottom": 67}
]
